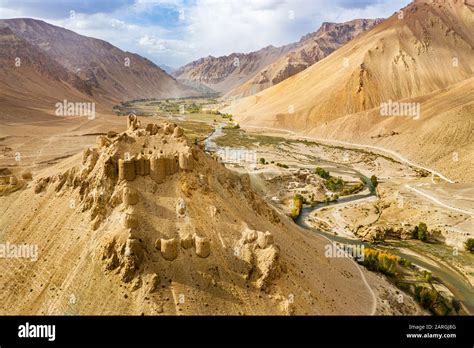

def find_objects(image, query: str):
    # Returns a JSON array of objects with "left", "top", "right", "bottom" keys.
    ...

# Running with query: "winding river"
[
  {"left": 205, "top": 123, "right": 474, "bottom": 314},
  {"left": 298, "top": 204, "right": 474, "bottom": 314}
]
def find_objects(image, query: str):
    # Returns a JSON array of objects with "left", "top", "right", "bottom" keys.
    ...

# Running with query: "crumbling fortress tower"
[{"left": 91, "top": 115, "right": 212, "bottom": 268}]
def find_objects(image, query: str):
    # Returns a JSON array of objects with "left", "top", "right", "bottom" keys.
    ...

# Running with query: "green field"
[{"left": 114, "top": 97, "right": 232, "bottom": 140}]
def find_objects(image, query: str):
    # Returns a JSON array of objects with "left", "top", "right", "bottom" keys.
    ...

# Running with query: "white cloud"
[
  {"left": 133, "top": 0, "right": 184, "bottom": 12},
  {"left": 172, "top": 0, "right": 410, "bottom": 62},
  {"left": 0, "top": 6, "right": 28, "bottom": 19},
  {"left": 1, "top": 0, "right": 411, "bottom": 67},
  {"left": 138, "top": 35, "right": 191, "bottom": 54}
]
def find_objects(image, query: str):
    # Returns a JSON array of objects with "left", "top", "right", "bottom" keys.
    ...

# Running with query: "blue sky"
[{"left": 0, "top": 0, "right": 411, "bottom": 68}]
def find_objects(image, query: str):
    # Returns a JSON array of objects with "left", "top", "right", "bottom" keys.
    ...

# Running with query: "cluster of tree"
[
  {"left": 360, "top": 248, "right": 403, "bottom": 277},
  {"left": 208, "top": 110, "right": 221, "bottom": 115},
  {"left": 414, "top": 285, "right": 461, "bottom": 315},
  {"left": 414, "top": 286, "right": 438, "bottom": 310},
  {"left": 314, "top": 167, "right": 346, "bottom": 192},
  {"left": 187, "top": 102, "right": 201, "bottom": 113},
  {"left": 370, "top": 175, "right": 378, "bottom": 189},
  {"left": 422, "top": 270, "right": 432, "bottom": 282},
  {"left": 290, "top": 194, "right": 304, "bottom": 221},
  {"left": 223, "top": 123, "right": 240, "bottom": 130},
  {"left": 413, "top": 222, "right": 428, "bottom": 242},
  {"left": 324, "top": 176, "right": 345, "bottom": 192},
  {"left": 221, "top": 113, "right": 233, "bottom": 120},
  {"left": 276, "top": 163, "right": 289, "bottom": 169},
  {"left": 120, "top": 98, "right": 158, "bottom": 106},
  {"left": 146, "top": 101, "right": 163, "bottom": 106},
  {"left": 464, "top": 238, "right": 474, "bottom": 253},
  {"left": 315, "top": 167, "right": 331, "bottom": 180}
]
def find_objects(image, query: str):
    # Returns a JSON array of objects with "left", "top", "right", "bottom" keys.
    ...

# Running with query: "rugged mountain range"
[
  {"left": 173, "top": 18, "right": 382, "bottom": 95},
  {"left": 225, "top": 0, "right": 474, "bottom": 182},
  {"left": 226, "top": 18, "right": 384, "bottom": 98},
  {"left": 173, "top": 45, "right": 297, "bottom": 93},
  {"left": 0, "top": 18, "right": 197, "bottom": 116}
]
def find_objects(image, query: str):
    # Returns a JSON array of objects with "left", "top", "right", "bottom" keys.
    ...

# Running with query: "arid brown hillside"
[
  {"left": 0, "top": 18, "right": 199, "bottom": 116},
  {"left": 0, "top": 26, "right": 98, "bottom": 119},
  {"left": 0, "top": 117, "right": 408, "bottom": 315},
  {"left": 225, "top": 0, "right": 474, "bottom": 182},
  {"left": 226, "top": 19, "right": 383, "bottom": 98}
]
